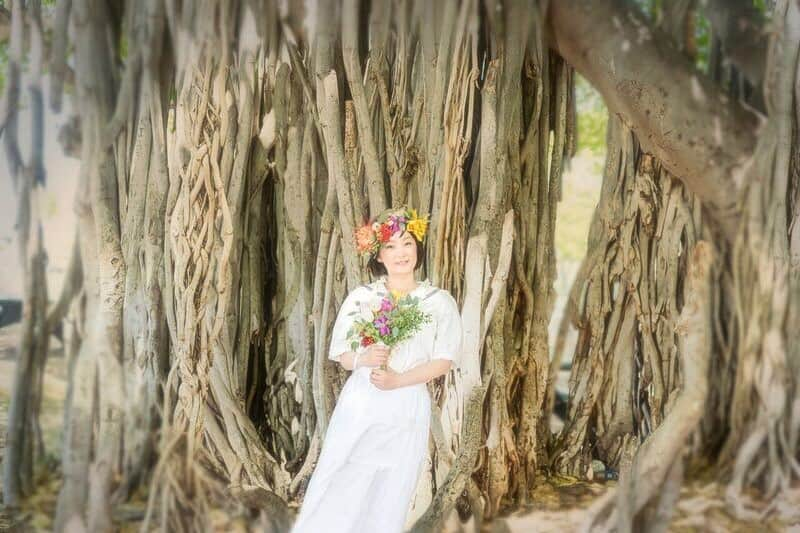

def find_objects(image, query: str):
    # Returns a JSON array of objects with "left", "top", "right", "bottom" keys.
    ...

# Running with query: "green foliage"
[
  {"left": 694, "top": 8, "right": 712, "bottom": 71},
  {"left": 119, "top": 35, "right": 128, "bottom": 61},
  {"left": 575, "top": 75, "right": 608, "bottom": 156},
  {"left": 0, "top": 45, "right": 7, "bottom": 94},
  {"left": 577, "top": 107, "right": 608, "bottom": 156},
  {"left": 560, "top": 78, "right": 606, "bottom": 264},
  {"left": 632, "top": 0, "right": 656, "bottom": 20},
  {"left": 555, "top": 154, "right": 604, "bottom": 264}
]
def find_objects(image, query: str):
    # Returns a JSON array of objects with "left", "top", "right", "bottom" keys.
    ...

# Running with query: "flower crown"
[{"left": 354, "top": 207, "right": 429, "bottom": 257}]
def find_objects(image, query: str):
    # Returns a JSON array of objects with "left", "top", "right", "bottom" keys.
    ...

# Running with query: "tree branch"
[
  {"left": 547, "top": 0, "right": 760, "bottom": 241},
  {"left": 46, "top": 233, "right": 83, "bottom": 333}
]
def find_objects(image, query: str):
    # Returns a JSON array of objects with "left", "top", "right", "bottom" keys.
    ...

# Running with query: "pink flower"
[{"left": 380, "top": 298, "right": 394, "bottom": 312}]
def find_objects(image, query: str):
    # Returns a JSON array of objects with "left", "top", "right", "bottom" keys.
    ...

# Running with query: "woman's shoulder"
[
  {"left": 343, "top": 281, "right": 385, "bottom": 304},
  {"left": 358, "top": 280, "right": 384, "bottom": 296},
  {"left": 417, "top": 283, "right": 458, "bottom": 310},
  {"left": 345, "top": 283, "right": 373, "bottom": 300}
]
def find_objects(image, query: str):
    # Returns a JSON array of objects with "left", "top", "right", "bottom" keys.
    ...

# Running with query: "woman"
[{"left": 291, "top": 207, "right": 463, "bottom": 533}]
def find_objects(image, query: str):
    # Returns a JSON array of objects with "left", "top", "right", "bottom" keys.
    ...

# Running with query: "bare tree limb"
[
  {"left": 341, "top": 0, "right": 388, "bottom": 215},
  {"left": 47, "top": 233, "right": 83, "bottom": 332},
  {"left": 49, "top": 0, "right": 73, "bottom": 112},
  {"left": 409, "top": 382, "right": 489, "bottom": 533},
  {"left": 547, "top": 0, "right": 760, "bottom": 241}
]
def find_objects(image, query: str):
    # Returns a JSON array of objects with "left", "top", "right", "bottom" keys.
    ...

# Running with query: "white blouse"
[{"left": 328, "top": 278, "right": 463, "bottom": 373}]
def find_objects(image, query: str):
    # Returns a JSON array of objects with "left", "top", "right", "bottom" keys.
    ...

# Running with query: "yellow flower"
[
  {"left": 407, "top": 216, "right": 428, "bottom": 241},
  {"left": 390, "top": 289, "right": 405, "bottom": 301}
]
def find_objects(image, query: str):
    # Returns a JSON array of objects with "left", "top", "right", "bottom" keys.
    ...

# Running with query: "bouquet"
[{"left": 347, "top": 291, "right": 432, "bottom": 369}]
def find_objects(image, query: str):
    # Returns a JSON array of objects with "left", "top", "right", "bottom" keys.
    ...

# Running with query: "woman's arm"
[
  {"left": 335, "top": 344, "right": 391, "bottom": 371},
  {"left": 370, "top": 359, "right": 452, "bottom": 390},
  {"left": 337, "top": 351, "right": 358, "bottom": 371}
]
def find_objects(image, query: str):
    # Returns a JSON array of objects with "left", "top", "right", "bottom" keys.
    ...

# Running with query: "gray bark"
[{"left": 2, "top": 0, "right": 51, "bottom": 508}]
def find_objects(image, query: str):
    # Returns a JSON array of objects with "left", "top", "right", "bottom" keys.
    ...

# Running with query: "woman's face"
[{"left": 377, "top": 231, "right": 418, "bottom": 276}]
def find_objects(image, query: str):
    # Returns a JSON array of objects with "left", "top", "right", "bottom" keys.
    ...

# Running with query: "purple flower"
[
  {"left": 386, "top": 216, "right": 398, "bottom": 233},
  {"left": 380, "top": 298, "right": 394, "bottom": 312},
  {"left": 379, "top": 325, "right": 390, "bottom": 336}
]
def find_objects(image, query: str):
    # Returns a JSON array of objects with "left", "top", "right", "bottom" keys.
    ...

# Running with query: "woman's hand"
[
  {"left": 358, "top": 344, "right": 390, "bottom": 368},
  {"left": 370, "top": 368, "right": 403, "bottom": 390}
]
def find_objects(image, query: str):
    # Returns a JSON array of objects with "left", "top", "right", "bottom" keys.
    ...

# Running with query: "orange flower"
[{"left": 355, "top": 225, "right": 375, "bottom": 253}]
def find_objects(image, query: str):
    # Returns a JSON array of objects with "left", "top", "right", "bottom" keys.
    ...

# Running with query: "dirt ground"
[{"left": 1, "top": 324, "right": 799, "bottom": 532}]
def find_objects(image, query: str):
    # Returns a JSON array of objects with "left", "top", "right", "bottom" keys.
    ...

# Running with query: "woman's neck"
[{"left": 384, "top": 274, "right": 418, "bottom": 295}]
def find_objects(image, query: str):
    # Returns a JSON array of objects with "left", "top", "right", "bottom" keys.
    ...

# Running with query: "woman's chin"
[{"left": 386, "top": 265, "right": 414, "bottom": 275}]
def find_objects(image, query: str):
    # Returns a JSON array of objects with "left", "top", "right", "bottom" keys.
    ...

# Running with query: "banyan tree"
[{"left": 1, "top": 0, "right": 798, "bottom": 531}]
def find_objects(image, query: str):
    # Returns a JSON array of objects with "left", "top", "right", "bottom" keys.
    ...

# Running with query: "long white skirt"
[{"left": 291, "top": 366, "right": 431, "bottom": 533}]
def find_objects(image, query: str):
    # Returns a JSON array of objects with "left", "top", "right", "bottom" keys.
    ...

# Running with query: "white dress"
[{"left": 291, "top": 278, "right": 463, "bottom": 533}]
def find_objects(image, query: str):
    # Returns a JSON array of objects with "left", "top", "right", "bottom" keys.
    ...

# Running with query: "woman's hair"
[{"left": 367, "top": 234, "right": 425, "bottom": 277}]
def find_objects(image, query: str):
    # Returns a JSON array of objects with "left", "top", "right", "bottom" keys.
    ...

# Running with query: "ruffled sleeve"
[
  {"left": 328, "top": 288, "right": 363, "bottom": 362},
  {"left": 431, "top": 290, "right": 463, "bottom": 368}
]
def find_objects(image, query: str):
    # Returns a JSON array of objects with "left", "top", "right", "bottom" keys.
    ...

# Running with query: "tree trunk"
[
  {"left": 583, "top": 241, "right": 715, "bottom": 533},
  {"left": 723, "top": 0, "right": 800, "bottom": 510},
  {"left": 555, "top": 0, "right": 800, "bottom": 522},
  {"left": 44, "top": 1, "right": 572, "bottom": 528},
  {"left": 2, "top": 0, "right": 51, "bottom": 508},
  {"left": 554, "top": 0, "right": 717, "bottom": 479},
  {"left": 552, "top": 123, "right": 707, "bottom": 476}
]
